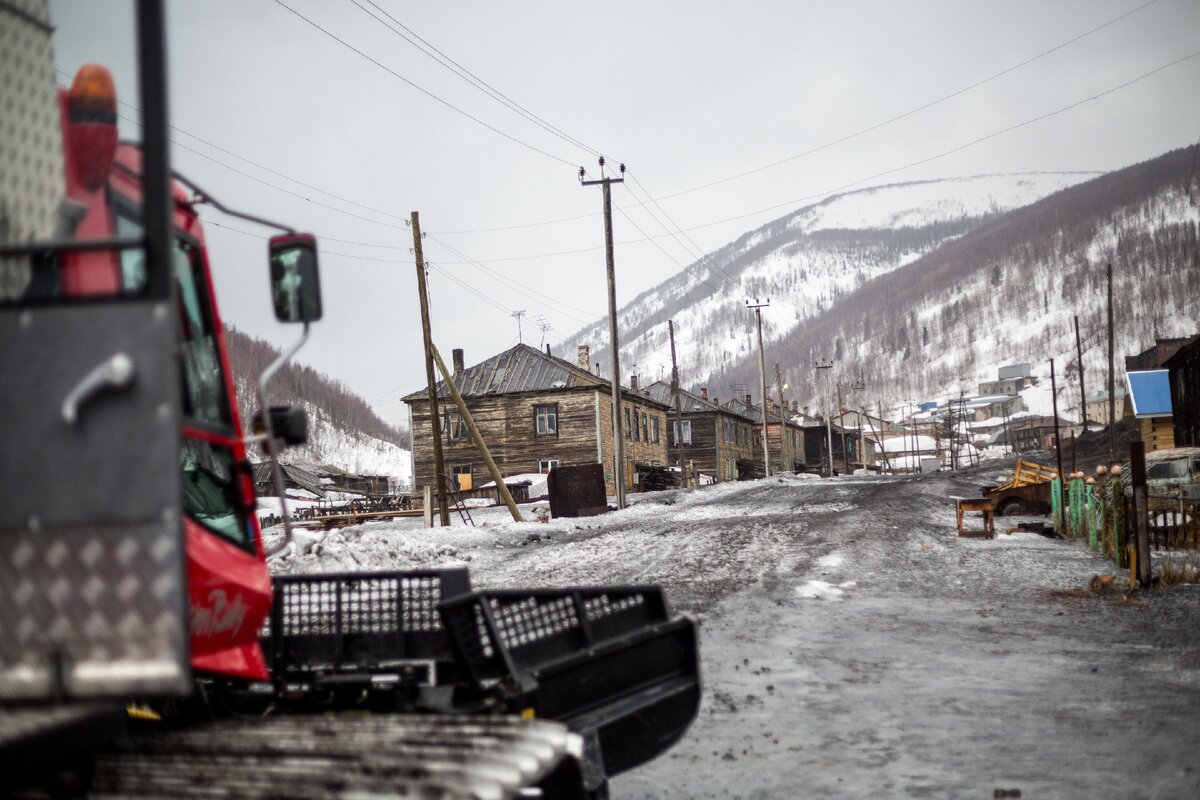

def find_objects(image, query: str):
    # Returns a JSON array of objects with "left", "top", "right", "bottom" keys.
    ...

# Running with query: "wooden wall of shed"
[
  {"left": 408, "top": 389, "right": 601, "bottom": 493},
  {"left": 1140, "top": 416, "right": 1176, "bottom": 452}
]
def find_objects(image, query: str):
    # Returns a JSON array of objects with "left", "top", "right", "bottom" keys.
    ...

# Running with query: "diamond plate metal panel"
[
  {"left": 0, "top": 520, "right": 187, "bottom": 700},
  {"left": 0, "top": 0, "right": 62, "bottom": 300}
]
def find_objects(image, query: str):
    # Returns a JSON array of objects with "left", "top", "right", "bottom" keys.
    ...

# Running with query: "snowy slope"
[
  {"left": 566, "top": 173, "right": 1094, "bottom": 393},
  {"left": 761, "top": 147, "right": 1200, "bottom": 421},
  {"left": 284, "top": 401, "right": 413, "bottom": 481}
]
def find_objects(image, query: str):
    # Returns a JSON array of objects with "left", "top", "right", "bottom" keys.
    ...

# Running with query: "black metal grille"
[
  {"left": 264, "top": 569, "right": 471, "bottom": 684},
  {"left": 441, "top": 587, "right": 668, "bottom": 685}
]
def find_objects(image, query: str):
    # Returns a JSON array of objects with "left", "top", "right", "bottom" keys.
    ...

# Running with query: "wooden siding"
[
  {"left": 409, "top": 387, "right": 669, "bottom": 498},
  {"left": 597, "top": 393, "right": 670, "bottom": 495},
  {"left": 409, "top": 388, "right": 601, "bottom": 493},
  {"left": 1140, "top": 416, "right": 1176, "bottom": 452},
  {"left": 668, "top": 411, "right": 755, "bottom": 481},
  {"left": 1169, "top": 340, "right": 1200, "bottom": 447}
]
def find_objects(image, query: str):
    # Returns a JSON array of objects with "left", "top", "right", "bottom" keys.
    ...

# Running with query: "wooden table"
[{"left": 954, "top": 497, "right": 995, "bottom": 539}]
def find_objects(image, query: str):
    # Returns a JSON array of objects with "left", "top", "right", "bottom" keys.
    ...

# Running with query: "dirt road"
[{"left": 274, "top": 466, "right": 1200, "bottom": 798}]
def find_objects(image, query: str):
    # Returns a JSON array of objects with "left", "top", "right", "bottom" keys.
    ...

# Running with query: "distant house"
[
  {"left": 1082, "top": 387, "right": 1128, "bottom": 427},
  {"left": 402, "top": 343, "right": 670, "bottom": 497},
  {"left": 994, "top": 415, "right": 1079, "bottom": 454},
  {"left": 1124, "top": 369, "right": 1175, "bottom": 452},
  {"left": 1165, "top": 336, "right": 1200, "bottom": 447},
  {"left": 640, "top": 382, "right": 757, "bottom": 482},
  {"left": 721, "top": 395, "right": 811, "bottom": 474},
  {"left": 252, "top": 462, "right": 325, "bottom": 498},
  {"left": 831, "top": 410, "right": 891, "bottom": 467}
]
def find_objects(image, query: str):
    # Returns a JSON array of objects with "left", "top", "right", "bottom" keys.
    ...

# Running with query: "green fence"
[{"left": 1058, "top": 474, "right": 1126, "bottom": 568}]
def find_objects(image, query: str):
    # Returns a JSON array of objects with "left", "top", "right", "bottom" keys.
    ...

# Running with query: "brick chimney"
[
  {"left": 578, "top": 344, "right": 590, "bottom": 372},
  {"left": 545, "top": 344, "right": 551, "bottom": 356},
  {"left": 452, "top": 348, "right": 465, "bottom": 375},
  {"left": 699, "top": 387, "right": 708, "bottom": 400},
  {"left": 802, "top": 405, "right": 809, "bottom": 417},
  {"left": 630, "top": 375, "right": 639, "bottom": 392},
  {"left": 745, "top": 394, "right": 753, "bottom": 407},
  {"left": 766, "top": 398, "right": 775, "bottom": 414},
  {"left": 791, "top": 400, "right": 798, "bottom": 413},
  {"left": 713, "top": 396, "right": 718, "bottom": 406}
]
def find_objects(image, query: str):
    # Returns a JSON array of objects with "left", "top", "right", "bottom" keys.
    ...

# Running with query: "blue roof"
[{"left": 1126, "top": 370, "right": 1172, "bottom": 417}]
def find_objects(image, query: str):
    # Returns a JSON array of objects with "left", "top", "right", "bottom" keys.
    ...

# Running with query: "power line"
[
  {"left": 270, "top": 0, "right": 578, "bottom": 167},
  {"left": 672, "top": 48, "right": 1200, "bottom": 235},
  {"left": 348, "top": 0, "right": 602, "bottom": 159},
  {"left": 623, "top": 169, "right": 741, "bottom": 286},
  {"left": 611, "top": 199, "right": 723, "bottom": 295},
  {"left": 427, "top": 235, "right": 597, "bottom": 322},
  {"left": 429, "top": 0, "right": 1166, "bottom": 234},
  {"left": 650, "top": 0, "right": 1168, "bottom": 204}
]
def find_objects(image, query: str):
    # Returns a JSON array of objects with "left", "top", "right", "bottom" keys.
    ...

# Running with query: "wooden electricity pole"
[
  {"left": 429, "top": 344, "right": 522, "bottom": 522},
  {"left": 1107, "top": 262, "right": 1116, "bottom": 464},
  {"left": 581, "top": 158, "right": 627, "bottom": 507},
  {"left": 669, "top": 319, "right": 684, "bottom": 476},
  {"left": 836, "top": 382, "right": 850, "bottom": 474},
  {"left": 1075, "top": 314, "right": 1088, "bottom": 433},
  {"left": 747, "top": 298, "right": 772, "bottom": 477},
  {"left": 816, "top": 359, "right": 834, "bottom": 476},
  {"left": 774, "top": 363, "right": 788, "bottom": 473},
  {"left": 412, "top": 211, "right": 449, "bottom": 527},
  {"left": 1051, "top": 358, "right": 1064, "bottom": 484}
]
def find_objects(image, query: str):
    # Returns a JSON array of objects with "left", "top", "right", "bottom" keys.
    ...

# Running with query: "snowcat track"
[{"left": 12, "top": 713, "right": 584, "bottom": 800}]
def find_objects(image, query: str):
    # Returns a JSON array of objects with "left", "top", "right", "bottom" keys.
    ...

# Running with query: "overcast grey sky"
[{"left": 49, "top": 0, "right": 1200, "bottom": 428}]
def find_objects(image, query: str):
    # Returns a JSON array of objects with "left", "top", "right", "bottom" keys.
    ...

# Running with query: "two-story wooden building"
[
  {"left": 640, "top": 381, "right": 758, "bottom": 482},
  {"left": 402, "top": 343, "right": 671, "bottom": 497},
  {"left": 721, "top": 396, "right": 808, "bottom": 475}
]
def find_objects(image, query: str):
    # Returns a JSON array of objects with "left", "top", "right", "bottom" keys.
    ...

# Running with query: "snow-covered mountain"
[
  {"left": 569, "top": 173, "right": 1097, "bottom": 396},
  {"left": 566, "top": 152, "right": 1199, "bottom": 420},
  {"left": 225, "top": 327, "right": 412, "bottom": 484}
]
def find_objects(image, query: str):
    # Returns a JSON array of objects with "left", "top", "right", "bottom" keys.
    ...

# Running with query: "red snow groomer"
[{"left": 0, "top": 4, "right": 698, "bottom": 797}]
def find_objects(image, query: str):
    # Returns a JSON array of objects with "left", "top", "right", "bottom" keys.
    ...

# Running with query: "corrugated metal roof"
[
  {"left": 640, "top": 381, "right": 753, "bottom": 418},
  {"left": 722, "top": 397, "right": 781, "bottom": 425},
  {"left": 1126, "top": 370, "right": 1173, "bottom": 417},
  {"left": 402, "top": 343, "right": 670, "bottom": 408},
  {"left": 251, "top": 462, "right": 326, "bottom": 497}
]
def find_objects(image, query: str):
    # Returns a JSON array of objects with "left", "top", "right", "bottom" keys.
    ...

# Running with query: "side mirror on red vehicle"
[{"left": 268, "top": 234, "right": 322, "bottom": 323}]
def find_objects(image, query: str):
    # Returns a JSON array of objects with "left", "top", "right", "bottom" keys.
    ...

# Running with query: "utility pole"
[
  {"left": 1051, "top": 358, "right": 1065, "bottom": 528},
  {"left": 512, "top": 309, "right": 526, "bottom": 344},
  {"left": 411, "top": 211, "right": 449, "bottom": 527},
  {"left": 581, "top": 158, "right": 627, "bottom": 507},
  {"left": 774, "top": 363, "right": 789, "bottom": 473},
  {"left": 1074, "top": 314, "right": 1088, "bottom": 433},
  {"left": 1106, "top": 262, "right": 1116, "bottom": 464},
  {"left": 847, "top": 376, "right": 865, "bottom": 468},
  {"left": 747, "top": 298, "right": 772, "bottom": 477},
  {"left": 669, "top": 320, "right": 683, "bottom": 475},
  {"left": 815, "top": 359, "right": 834, "bottom": 476},
  {"left": 836, "top": 382, "right": 850, "bottom": 474}
]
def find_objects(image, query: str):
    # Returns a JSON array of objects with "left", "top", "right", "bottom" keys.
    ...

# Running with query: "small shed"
[{"left": 1125, "top": 369, "right": 1175, "bottom": 452}]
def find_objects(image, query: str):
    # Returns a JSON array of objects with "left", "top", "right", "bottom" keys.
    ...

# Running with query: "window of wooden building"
[
  {"left": 538, "top": 458, "right": 559, "bottom": 474},
  {"left": 451, "top": 464, "right": 472, "bottom": 490},
  {"left": 674, "top": 419, "right": 692, "bottom": 445},
  {"left": 535, "top": 404, "right": 558, "bottom": 436},
  {"left": 446, "top": 412, "right": 468, "bottom": 442}
]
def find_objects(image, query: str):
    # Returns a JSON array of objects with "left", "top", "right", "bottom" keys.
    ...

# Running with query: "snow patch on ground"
[{"left": 795, "top": 579, "right": 857, "bottom": 600}]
